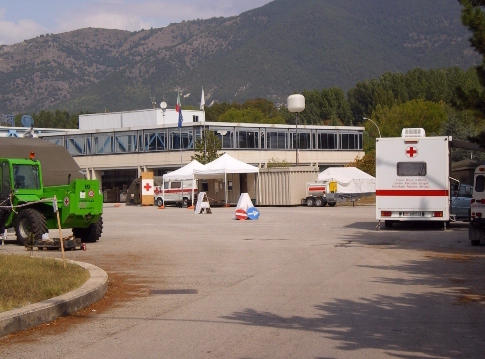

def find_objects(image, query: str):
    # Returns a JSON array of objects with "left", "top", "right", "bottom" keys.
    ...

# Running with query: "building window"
[
  {"left": 144, "top": 131, "right": 167, "bottom": 151},
  {"left": 169, "top": 129, "right": 193, "bottom": 150},
  {"left": 237, "top": 129, "right": 259, "bottom": 149},
  {"left": 266, "top": 131, "right": 287, "bottom": 149},
  {"left": 213, "top": 128, "right": 234, "bottom": 149},
  {"left": 65, "top": 135, "right": 86, "bottom": 156},
  {"left": 291, "top": 132, "right": 311, "bottom": 150},
  {"left": 340, "top": 133, "right": 363, "bottom": 150},
  {"left": 115, "top": 131, "right": 138, "bottom": 153},
  {"left": 92, "top": 133, "right": 114, "bottom": 154},
  {"left": 317, "top": 133, "right": 338, "bottom": 149},
  {"left": 193, "top": 115, "right": 199, "bottom": 122}
]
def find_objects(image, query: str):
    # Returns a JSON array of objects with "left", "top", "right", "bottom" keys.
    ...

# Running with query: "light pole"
[
  {"left": 288, "top": 94, "right": 305, "bottom": 165},
  {"left": 363, "top": 117, "right": 381, "bottom": 138}
]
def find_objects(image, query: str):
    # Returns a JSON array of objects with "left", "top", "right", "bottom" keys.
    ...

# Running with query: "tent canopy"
[
  {"left": 163, "top": 160, "right": 205, "bottom": 181},
  {"left": 193, "top": 153, "right": 259, "bottom": 179},
  {"left": 317, "top": 167, "right": 375, "bottom": 194}
]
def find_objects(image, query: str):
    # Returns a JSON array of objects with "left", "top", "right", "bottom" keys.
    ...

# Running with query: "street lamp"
[
  {"left": 288, "top": 94, "right": 305, "bottom": 165},
  {"left": 363, "top": 117, "right": 381, "bottom": 138}
]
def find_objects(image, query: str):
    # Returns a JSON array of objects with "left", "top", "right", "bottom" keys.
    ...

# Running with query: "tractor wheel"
[
  {"left": 306, "top": 198, "right": 314, "bottom": 207},
  {"left": 15, "top": 208, "right": 47, "bottom": 246},
  {"left": 73, "top": 217, "right": 103, "bottom": 243},
  {"left": 315, "top": 197, "right": 324, "bottom": 207}
]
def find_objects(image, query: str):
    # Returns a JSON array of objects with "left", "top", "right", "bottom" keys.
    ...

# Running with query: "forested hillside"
[{"left": 0, "top": 0, "right": 479, "bottom": 113}]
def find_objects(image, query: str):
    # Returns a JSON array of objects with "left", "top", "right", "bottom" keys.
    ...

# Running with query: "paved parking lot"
[{"left": 1, "top": 204, "right": 484, "bottom": 358}]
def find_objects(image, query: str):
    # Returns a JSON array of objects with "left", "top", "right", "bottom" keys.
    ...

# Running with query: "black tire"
[
  {"left": 306, "top": 198, "right": 314, "bottom": 207},
  {"left": 156, "top": 197, "right": 164, "bottom": 207},
  {"left": 315, "top": 197, "right": 324, "bottom": 207},
  {"left": 471, "top": 239, "right": 480, "bottom": 246},
  {"left": 73, "top": 217, "right": 103, "bottom": 243},
  {"left": 328, "top": 202, "right": 336, "bottom": 207},
  {"left": 15, "top": 208, "right": 47, "bottom": 246},
  {"left": 384, "top": 220, "right": 393, "bottom": 228},
  {"left": 182, "top": 198, "right": 189, "bottom": 208}
]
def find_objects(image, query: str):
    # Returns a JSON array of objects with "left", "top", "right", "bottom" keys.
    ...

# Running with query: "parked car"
[{"left": 450, "top": 184, "right": 473, "bottom": 222}]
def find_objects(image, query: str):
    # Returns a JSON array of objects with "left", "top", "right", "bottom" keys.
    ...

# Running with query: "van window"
[
  {"left": 171, "top": 182, "right": 181, "bottom": 189},
  {"left": 476, "top": 175, "right": 485, "bottom": 193},
  {"left": 397, "top": 162, "right": 426, "bottom": 176}
]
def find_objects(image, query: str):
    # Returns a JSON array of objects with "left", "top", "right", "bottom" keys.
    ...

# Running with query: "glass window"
[
  {"left": 317, "top": 133, "right": 338, "bottom": 149},
  {"left": 13, "top": 164, "right": 40, "bottom": 189},
  {"left": 92, "top": 133, "right": 114, "bottom": 154},
  {"left": 340, "top": 133, "right": 363, "bottom": 150},
  {"left": 213, "top": 128, "right": 234, "bottom": 149},
  {"left": 144, "top": 131, "right": 167, "bottom": 151},
  {"left": 169, "top": 129, "right": 193, "bottom": 150},
  {"left": 66, "top": 135, "right": 86, "bottom": 156},
  {"left": 171, "top": 181, "right": 181, "bottom": 189},
  {"left": 397, "top": 162, "right": 427, "bottom": 176},
  {"left": 115, "top": 131, "right": 138, "bottom": 153},
  {"left": 475, "top": 175, "right": 485, "bottom": 193},
  {"left": 1, "top": 161, "right": 10, "bottom": 196},
  {"left": 237, "top": 129, "right": 259, "bottom": 149},
  {"left": 295, "top": 132, "right": 311, "bottom": 149},
  {"left": 266, "top": 131, "right": 287, "bottom": 149}
]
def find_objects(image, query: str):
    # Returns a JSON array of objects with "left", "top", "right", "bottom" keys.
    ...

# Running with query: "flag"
[
  {"left": 176, "top": 92, "right": 183, "bottom": 129},
  {"left": 200, "top": 87, "right": 205, "bottom": 111}
]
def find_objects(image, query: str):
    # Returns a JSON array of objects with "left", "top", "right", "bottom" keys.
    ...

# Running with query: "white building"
[{"left": 2, "top": 108, "right": 365, "bottom": 200}]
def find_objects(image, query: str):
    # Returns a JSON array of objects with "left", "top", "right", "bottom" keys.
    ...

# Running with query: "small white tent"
[
  {"left": 163, "top": 160, "right": 205, "bottom": 181},
  {"left": 317, "top": 167, "right": 375, "bottom": 194},
  {"left": 193, "top": 154, "right": 259, "bottom": 204},
  {"left": 162, "top": 160, "right": 205, "bottom": 204}
]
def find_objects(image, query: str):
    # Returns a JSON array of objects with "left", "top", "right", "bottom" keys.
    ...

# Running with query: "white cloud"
[{"left": 0, "top": 19, "right": 49, "bottom": 45}]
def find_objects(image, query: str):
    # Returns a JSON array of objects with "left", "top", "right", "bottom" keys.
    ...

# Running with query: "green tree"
[
  {"left": 191, "top": 130, "right": 223, "bottom": 164},
  {"left": 456, "top": 0, "right": 485, "bottom": 148},
  {"left": 372, "top": 99, "right": 448, "bottom": 138},
  {"left": 346, "top": 151, "right": 376, "bottom": 177}
]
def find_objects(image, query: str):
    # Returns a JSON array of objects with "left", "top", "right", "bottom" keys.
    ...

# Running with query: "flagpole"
[{"left": 200, "top": 87, "right": 206, "bottom": 163}]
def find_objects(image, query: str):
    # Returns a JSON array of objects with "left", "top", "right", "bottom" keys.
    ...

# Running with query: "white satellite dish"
[{"left": 160, "top": 101, "right": 167, "bottom": 109}]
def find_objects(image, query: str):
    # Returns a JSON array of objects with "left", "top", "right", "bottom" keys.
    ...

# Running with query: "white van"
[{"left": 154, "top": 180, "right": 197, "bottom": 207}]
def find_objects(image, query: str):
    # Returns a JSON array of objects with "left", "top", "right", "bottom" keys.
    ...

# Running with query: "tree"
[
  {"left": 457, "top": 0, "right": 485, "bottom": 148},
  {"left": 372, "top": 99, "right": 448, "bottom": 138},
  {"left": 346, "top": 151, "right": 376, "bottom": 177},
  {"left": 191, "top": 130, "right": 223, "bottom": 164}
]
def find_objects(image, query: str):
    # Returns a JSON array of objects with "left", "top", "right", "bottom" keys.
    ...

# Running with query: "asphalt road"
[{"left": 1, "top": 204, "right": 484, "bottom": 358}]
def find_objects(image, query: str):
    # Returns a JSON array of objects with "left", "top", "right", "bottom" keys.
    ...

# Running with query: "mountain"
[{"left": 0, "top": 0, "right": 480, "bottom": 114}]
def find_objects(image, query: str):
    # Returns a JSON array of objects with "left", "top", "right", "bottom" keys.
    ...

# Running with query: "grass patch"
[{"left": 0, "top": 255, "right": 90, "bottom": 313}]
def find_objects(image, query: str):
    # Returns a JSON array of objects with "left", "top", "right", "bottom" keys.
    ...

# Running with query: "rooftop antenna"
[{"left": 150, "top": 95, "right": 156, "bottom": 109}]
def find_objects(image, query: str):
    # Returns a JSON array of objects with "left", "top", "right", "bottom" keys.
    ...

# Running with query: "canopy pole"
[
  {"left": 225, "top": 173, "right": 228, "bottom": 205},
  {"left": 191, "top": 175, "right": 195, "bottom": 205}
]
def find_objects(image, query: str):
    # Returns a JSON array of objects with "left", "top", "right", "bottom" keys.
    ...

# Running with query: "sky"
[{"left": 0, "top": 0, "right": 272, "bottom": 46}]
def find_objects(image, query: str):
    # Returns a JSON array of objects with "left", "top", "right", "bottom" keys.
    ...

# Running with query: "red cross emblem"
[
  {"left": 405, "top": 146, "right": 418, "bottom": 158},
  {"left": 64, "top": 197, "right": 70, "bottom": 206},
  {"left": 144, "top": 182, "right": 152, "bottom": 192}
]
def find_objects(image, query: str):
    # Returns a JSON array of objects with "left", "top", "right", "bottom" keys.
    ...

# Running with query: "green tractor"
[{"left": 0, "top": 154, "right": 103, "bottom": 245}]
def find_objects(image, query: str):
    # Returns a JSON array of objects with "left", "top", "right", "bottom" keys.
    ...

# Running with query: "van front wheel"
[{"left": 156, "top": 198, "right": 164, "bottom": 207}]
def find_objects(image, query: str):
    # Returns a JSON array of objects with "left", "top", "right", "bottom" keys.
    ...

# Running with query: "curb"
[{"left": 0, "top": 260, "right": 108, "bottom": 338}]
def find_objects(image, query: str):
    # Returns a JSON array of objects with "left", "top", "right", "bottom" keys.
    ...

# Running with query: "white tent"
[
  {"left": 163, "top": 160, "right": 205, "bottom": 181},
  {"left": 317, "top": 167, "right": 375, "bottom": 194},
  {"left": 162, "top": 160, "right": 205, "bottom": 204},
  {"left": 193, "top": 154, "right": 260, "bottom": 204}
]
